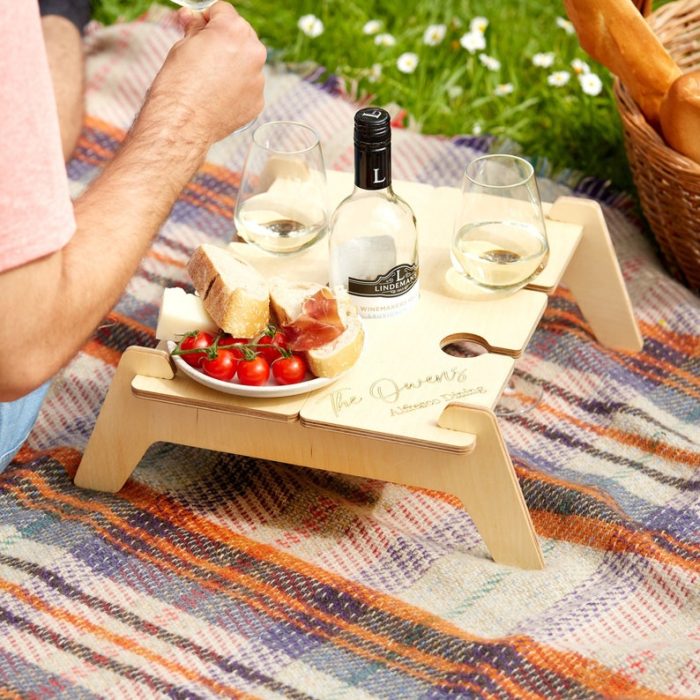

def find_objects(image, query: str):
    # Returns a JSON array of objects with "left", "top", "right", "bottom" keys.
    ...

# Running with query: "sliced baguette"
[
  {"left": 268, "top": 277, "right": 325, "bottom": 326},
  {"left": 305, "top": 313, "right": 364, "bottom": 378},
  {"left": 269, "top": 277, "right": 363, "bottom": 378},
  {"left": 187, "top": 244, "right": 269, "bottom": 337}
]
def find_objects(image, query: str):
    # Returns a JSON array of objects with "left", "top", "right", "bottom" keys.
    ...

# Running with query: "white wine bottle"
[{"left": 328, "top": 108, "right": 419, "bottom": 319}]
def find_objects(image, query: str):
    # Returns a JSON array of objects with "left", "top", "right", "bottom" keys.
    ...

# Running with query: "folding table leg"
[
  {"left": 549, "top": 196, "right": 643, "bottom": 352},
  {"left": 438, "top": 403, "right": 545, "bottom": 569},
  {"left": 74, "top": 347, "right": 173, "bottom": 493}
]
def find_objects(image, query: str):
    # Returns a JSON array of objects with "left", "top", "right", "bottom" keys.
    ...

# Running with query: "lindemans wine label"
[{"left": 328, "top": 107, "right": 420, "bottom": 319}]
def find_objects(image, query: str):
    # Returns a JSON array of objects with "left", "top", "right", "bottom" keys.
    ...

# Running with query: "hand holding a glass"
[{"left": 147, "top": 2, "right": 266, "bottom": 147}]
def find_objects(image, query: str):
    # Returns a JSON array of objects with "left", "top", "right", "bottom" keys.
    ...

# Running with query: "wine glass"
[
  {"left": 448, "top": 154, "right": 549, "bottom": 416},
  {"left": 234, "top": 121, "right": 328, "bottom": 255},
  {"left": 448, "top": 154, "right": 548, "bottom": 298}
]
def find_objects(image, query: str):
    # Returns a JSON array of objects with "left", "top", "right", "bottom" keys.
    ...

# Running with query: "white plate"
[{"left": 166, "top": 341, "right": 343, "bottom": 398}]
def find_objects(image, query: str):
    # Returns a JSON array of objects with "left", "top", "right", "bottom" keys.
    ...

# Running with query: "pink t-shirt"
[{"left": 0, "top": 2, "right": 76, "bottom": 274}]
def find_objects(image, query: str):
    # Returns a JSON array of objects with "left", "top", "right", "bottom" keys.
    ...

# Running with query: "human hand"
[{"left": 145, "top": 2, "right": 266, "bottom": 146}]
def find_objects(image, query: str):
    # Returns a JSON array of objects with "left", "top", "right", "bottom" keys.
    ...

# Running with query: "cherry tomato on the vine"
[
  {"left": 258, "top": 330, "right": 288, "bottom": 364},
  {"left": 217, "top": 334, "right": 249, "bottom": 359},
  {"left": 272, "top": 354, "right": 307, "bottom": 385},
  {"left": 201, "top": 349, "right": 238, "bottom": 381},
  {"left": 237, "top": 355, "right": 270, "bottom": 386},
  {"left": 179, "top": 331, "right": 214, "bottom": 368}
]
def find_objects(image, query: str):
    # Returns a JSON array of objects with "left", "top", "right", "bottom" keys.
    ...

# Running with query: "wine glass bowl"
[
  {"left": 449, "top": 154, "right": 548, "bottom": 297},
  {"left": 234, "top": 121, "right": 328, "bottom": 255}
]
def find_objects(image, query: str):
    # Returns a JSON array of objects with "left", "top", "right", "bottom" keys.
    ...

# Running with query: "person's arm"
[
  {"left": 0, "top": 3, "right": 266, "bottom": 401},
  {"left": 41, "top": 14, "right": 84, "bottom": 161}
]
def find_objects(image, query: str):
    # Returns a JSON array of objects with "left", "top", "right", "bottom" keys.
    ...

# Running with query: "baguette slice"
[
  {"left": 305, "top": 313, "right": 364, "bottom": 378},
  {"left": 268, "top": 278, "right": 364, "bottom": 378},
  {"left": 187, "top": 244, "right": 269, "bottom": 337},
  {"left": 268, "top": 277, "right": 325, "bottom": 326}
]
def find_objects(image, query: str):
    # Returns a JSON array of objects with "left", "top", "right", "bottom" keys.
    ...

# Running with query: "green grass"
[{"left": 90, "top": 0, "right": 638, "bottom": 193}]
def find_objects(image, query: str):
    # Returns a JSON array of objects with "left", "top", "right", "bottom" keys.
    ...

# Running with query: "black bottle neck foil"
[{"left": 354, "top": 107, "right": 392, "bottom": 191}]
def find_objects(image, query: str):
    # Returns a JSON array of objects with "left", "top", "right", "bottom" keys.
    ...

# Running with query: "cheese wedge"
[{"left": 155, "top": 287, "right": 218, "bottom": 341}]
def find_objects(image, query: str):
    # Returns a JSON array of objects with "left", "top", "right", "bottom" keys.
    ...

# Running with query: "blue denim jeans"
[{"left": 0, "top": 383, "right": 50, "bottom": 472}]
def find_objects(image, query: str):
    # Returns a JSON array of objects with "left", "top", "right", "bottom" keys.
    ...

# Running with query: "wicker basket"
[{"left": 613, "top": 0, "right": 700, "bottom": 293}]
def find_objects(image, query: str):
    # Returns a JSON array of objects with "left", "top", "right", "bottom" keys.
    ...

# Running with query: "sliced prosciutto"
[{"left": 282, "top": 289, "right": 345, "bottom": 351}]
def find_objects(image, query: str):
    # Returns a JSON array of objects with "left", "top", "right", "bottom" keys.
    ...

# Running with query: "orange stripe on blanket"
[
  {"left": 516, "top": 464, "right": 700, "bottom": 563},
  {"left": 537, "top": 401, "right": 700, "bottom": 467},
  {"left": 178, "top": 192, "right": 233, "bottom": 220},
  {"left": 109, "top": 311, "right": 156, "bottom": 338},
  {"left": 81, "top": 339, "right": 122, "bottom": 367},
  {"left": 82, "top": 115, "right": 127, "bottom": 142},
  {"left": 146, "top": 250, "right": 187, "bottom": 269},
  {"left": 198, "top": 162, "right": 242, "bottom": 187},
  {"left": 0, "top": 687, "right": 24, "bottom": 700},
  {"left": 87, "top": 469, "right": 664, "bottom": 698},
  {"left": 638, "top": 320, "right": 700, "bottom": 356},
  {"left": 0, "top": 579, "right": 250, "bottom": 699},
  {"left": 6, "top": 472, "right": 528, "bottom": 698},
  {"left": 542, "top": 321, "right": 700, "bottom": 401},
  {"left": 510, "top": 636, "right": 675, "bottom": 700},
  {"left": 545, "top": 308, "right": 700, "bottom": 386},
  {"left": 32, "top": 460, "right": 664, "bottom": 698},
  {"left": 532, "top": 511, "right": 700, "bottom": 574},
  {"left": 185, "top": 181, "right": 236, "bottom": 209}
]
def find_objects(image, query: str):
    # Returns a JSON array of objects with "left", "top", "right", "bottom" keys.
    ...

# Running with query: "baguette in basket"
[{"left": 564, "top": 0, "right": 700, "bottom": 164}]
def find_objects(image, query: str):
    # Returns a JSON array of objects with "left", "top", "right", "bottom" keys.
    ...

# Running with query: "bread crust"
[
  {"left": 564, "top": 0, "right": 681, "bottom": 126},
  {"left": 187, "top": 245, "right": 269, "bottom": 337},
  {"left": 305, "top": 316, "right": 365, "bottom": 378},
  {"left": 659, "top": 71, "right": 700, "bottom": 165}
]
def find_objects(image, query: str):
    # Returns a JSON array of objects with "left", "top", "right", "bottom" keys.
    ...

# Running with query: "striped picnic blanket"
[{"left": 2, "top": 10, "right": 699, "bottom": 698}]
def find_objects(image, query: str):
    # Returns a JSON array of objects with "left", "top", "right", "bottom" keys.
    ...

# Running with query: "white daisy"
[
  {"left": 470, "top": 16, "right": 489, "bottom": 33},
  {"left": 494, "top": 83, "right": 514, "bottom": 96},
  {"left": 368, "top": 63, "right": 383, "bottom": 83},
  {"left": 397, "top": 52, "right": 419, "bottom": 74},
  {"left": 298, "top": 14, "right": 324, "bottom": 38},
  {"left": 532, "top": 52, "right": 555, "bottom": 68},
  {"left": 374, "top": 33, "right": 396, "bottom": 47},
  {"left": 579, "top": 72, "right": 603, "bottom": 96},
  {"left": 547, "top": 70, "right": 570, "bottom": 87},
  {"left": 571, "top": 58, "right": 590, "bottom": 74},
  {"left": 479, "top": 53, "right": 501, "bottom": 71},
  {"left": 447, "top": 85, "right": 464, "bottom": 99},
  {"left": 472, "top": 123, "right": 483, "bottom": 136},
  {"left": 556, "top": 16, "right": 575, "bottom": 34},
  {"left": 423, "top": 24, "right": 447, "bottom": 46},
  {"left": 363, "top": 19, "right": 381, "bottom": 35},
  {"left": 460, "top": 31, "right": 486, "bottom": 54}
]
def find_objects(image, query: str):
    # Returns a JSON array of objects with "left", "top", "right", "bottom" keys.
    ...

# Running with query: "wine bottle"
[{"left": 328, "top": 108, "right": 419, "bottom": 319}]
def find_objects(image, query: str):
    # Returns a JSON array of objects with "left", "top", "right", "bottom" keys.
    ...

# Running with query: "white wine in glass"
[
  {"left": 234, "top": 121, "right": 329, "bottom": 255},
  {"left": 450, "top": 154, "right": 548, "bottom": 295},
  {"left": 450, "top": 154, "right": 549, "bottom": 416}
]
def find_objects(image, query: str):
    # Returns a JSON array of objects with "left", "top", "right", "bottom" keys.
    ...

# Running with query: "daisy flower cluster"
[{"left": 532, "top": 43, "right": 604, "bottom": 96}]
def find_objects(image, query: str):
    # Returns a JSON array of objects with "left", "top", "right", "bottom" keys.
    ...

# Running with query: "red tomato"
[
  {"left": 179, "top": 331, "right": 215, "bottom": 367},
  {"left": 201, "top": 349, "right": 238, "bottom": 381},
  {"left": 237, "top": 356, "right": 270, "bottom": 386},
  {"left": 272, "top": 355, "right": 308, "bottom": 385},
  {"left": 217, "top": 334, "right": 249, "bottom": 359},
  {"left": 258, "top": 331, "right": 288, "bottom": 364}
]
